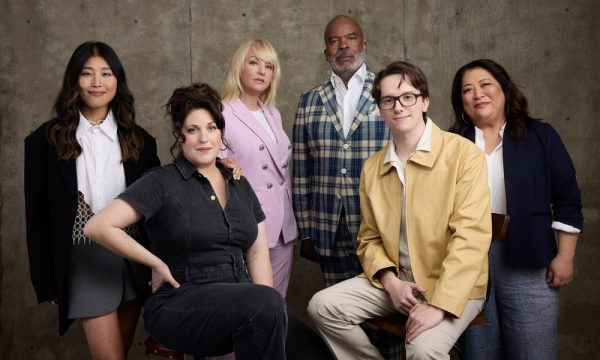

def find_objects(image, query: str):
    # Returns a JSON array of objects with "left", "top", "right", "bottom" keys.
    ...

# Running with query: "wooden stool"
[{"left": 144, "top": 336, "right": 184, "bottom": 360}]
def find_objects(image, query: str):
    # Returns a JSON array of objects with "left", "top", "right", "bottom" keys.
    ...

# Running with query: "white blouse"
[{"left": 75, "top": 110, "right": 126, "bottom": 214}]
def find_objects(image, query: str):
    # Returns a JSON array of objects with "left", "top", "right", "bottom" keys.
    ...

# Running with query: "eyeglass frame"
[{"left": 378, "top": 93, "right": 422, "bottom": 110}]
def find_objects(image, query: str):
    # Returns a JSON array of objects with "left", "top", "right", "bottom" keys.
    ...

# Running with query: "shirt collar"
[
  {"left": 474, "top": 123, "right": 506, "bottom": 150},
  {"left": 384, "top": 117, "right": 433, "bottom": 164},
  {"left": 76, "top": 110, "right": 118, "bottom": 141},
  {"left": 330, "top": 63, "right": 367, "bottom": 89},
  {"left": 175, "top": 154, "right": 234, "bottom": 181}
]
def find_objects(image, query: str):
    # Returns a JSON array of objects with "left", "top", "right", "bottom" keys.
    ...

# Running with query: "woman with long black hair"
[{"left": 24, "top": 41, "right": 159, "bottom": 359}]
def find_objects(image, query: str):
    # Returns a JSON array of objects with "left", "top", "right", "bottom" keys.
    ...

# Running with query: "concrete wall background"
[{"left": 1, "top": 0, "right": 598, "bottom": 358}]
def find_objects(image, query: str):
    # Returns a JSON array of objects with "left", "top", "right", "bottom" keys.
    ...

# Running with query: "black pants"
[{"left": 144, "top": 282, "right": 287, "bottom": 360}]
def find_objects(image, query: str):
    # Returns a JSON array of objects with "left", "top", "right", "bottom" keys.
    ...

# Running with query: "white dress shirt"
[
  {"left": 383, "top": 118, "right": 433, "bottom": 280},
  {"left": 474, "top": 125, "right": 507, "bottom": 215},
  {"left": 331, "top": 63, "right": 367, "bottom": 137},
  {"left": 75, "top": 110, "right": 126, "bottom": 214}
]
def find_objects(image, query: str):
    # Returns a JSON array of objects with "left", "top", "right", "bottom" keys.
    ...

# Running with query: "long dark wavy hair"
[
  {"left": 164, "top": 82, "right": 227, "bottom": 158},
  {"left": 449, "top": 59, "right": 537, "bottom": 140},
  {"left": 47, "top": 41, "right": 144, "bottom": 161}
]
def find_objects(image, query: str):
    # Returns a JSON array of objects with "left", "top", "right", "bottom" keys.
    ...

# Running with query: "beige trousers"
[{"left": 308, "top": 276, "right": 484, "bottom": 360}]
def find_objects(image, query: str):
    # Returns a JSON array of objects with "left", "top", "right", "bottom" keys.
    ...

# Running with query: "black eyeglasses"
[{"left": 378, "top": 93, "right": 422, "bottom": 110}]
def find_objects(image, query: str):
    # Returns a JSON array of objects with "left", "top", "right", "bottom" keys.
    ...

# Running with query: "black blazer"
[
  {"left": 24, "top": 119, "right": 160, "bottom": 335},
  {"left": 466, "top": 120, "right": 583, "bottom": 268}
]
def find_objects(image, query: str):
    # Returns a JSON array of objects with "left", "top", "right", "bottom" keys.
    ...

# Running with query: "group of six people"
[{"left": 24, "top": 14, "right": 582, "bottom": 360}]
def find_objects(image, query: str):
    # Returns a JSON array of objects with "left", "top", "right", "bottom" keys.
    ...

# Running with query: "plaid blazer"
[{"left": 292, "top": 69, "right": 390, "bottom": 256}]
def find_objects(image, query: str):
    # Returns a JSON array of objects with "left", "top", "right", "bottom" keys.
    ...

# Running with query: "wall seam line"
[
  {"left": 188, "top": 0, "right": 193, "bottom": 83},
  {"left": 403, "top": 0, "right": 406, "bottom": 60}
]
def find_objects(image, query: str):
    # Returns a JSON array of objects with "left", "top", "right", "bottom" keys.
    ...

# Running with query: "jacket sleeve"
[
  {"left": 356, "top": 163, "right": 397, "bottom": 287},
  {"left": 292, "top": 94, "right": 313, "bottom": 240},
  {"left": 544, "top": 123, "right": 583, "bottom": 230},
  {"left": 24, "top": 131, "right": 56, "bottom": 303},
  {"left": 429, "top": 144, "right": 492, "bottom": 317}
]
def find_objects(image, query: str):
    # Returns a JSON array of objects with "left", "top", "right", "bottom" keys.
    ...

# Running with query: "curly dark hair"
[
  {"left": 47, "top": 41, "right": 144, "bottom": 161},
  {"left": 372, "top": 61, "right": 429, "bottom": 120},
  {"left": 164, "top": 82, "right": 227, "bottom": 157},
  {"left": 449, "top": 59, "right": 537, "bottom": 139}
]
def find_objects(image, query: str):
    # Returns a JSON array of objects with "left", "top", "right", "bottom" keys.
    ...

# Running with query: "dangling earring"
[{"left": 461, "top": 111, "right": 470, "bottom": 124}]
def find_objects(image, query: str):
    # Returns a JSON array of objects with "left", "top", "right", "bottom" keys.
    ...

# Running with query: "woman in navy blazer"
[
  {"left": 24, "top": 42, "right": 159, "bottom": 358},
  {"left": 220, "top": 39, "right": 298, "bottom": 297},
  {"left": 449, "top": 59, "right": 583, "bottom": 360}
]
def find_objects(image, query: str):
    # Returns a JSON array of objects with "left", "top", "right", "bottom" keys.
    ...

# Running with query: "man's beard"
[{"left": 328, "top": 47, "right": 367, "bottom": 81}]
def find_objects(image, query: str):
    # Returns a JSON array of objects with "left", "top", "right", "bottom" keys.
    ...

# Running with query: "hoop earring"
[{"left": 461, "top": 111, "right": 470, "bottom": 124}]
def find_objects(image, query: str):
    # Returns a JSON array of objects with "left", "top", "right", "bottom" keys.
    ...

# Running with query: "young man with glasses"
[{"left": 308, "top": 61, "right": 492, "bottom": 359}]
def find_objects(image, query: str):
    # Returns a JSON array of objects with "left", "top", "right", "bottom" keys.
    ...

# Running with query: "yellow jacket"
[{"left": 357, "top": 122, "right": 491, "bottom": 318}]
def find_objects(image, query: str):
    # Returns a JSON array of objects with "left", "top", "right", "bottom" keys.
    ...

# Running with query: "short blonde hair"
[{"left": 223, "top": 39, "right": 281, "bottom": 107}]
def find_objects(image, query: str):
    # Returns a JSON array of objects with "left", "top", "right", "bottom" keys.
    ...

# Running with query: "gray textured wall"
[{"left": 1, "top": 0, "right": 598, "bottom": 358}]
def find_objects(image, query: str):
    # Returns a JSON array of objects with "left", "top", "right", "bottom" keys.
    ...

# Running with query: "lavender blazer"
[{"left": 221, "top": 99, "right": 298, "bottom": 248}]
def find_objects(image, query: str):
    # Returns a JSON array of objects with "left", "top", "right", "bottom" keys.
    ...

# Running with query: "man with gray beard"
[
  {"left": 293, "top": 15, "right": 396, "bottom": 359},
  {"left": 293, "top": 15, "right": 389, "bottom": 286},
  {"left": 293, "top": 15, "right": 398, "bottom": 358}
]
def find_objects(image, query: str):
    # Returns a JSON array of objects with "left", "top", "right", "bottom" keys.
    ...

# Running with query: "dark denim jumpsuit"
[{"left": 119, "top": 156, "right": 287, "bottom": 359}]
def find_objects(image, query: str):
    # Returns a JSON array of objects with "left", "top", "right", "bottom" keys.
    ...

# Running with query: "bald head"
[{"left": 323, "top": 15, "right": 364, "bottom": 44}]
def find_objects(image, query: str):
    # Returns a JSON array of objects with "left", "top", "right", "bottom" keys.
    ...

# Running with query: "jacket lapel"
[
  {"left": 502, "top": 132, "right": 520, "bottom": 214},
  {"left": 231, "top": 99, "right": 274, "bottom": 144},
  {"left": 348, "top": 70, "right": 377, "bottom": 138},
  {"left": 257, "top": 101, "right": 280, "bottom": 145},
  {"left": 229, "top": 99, "right": 284, "bottom": 177},
  {"left": 317, "top": 79, "right": 345, "bottom": 139}
]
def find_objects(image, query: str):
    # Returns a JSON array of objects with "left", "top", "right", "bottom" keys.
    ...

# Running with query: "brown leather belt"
[{"left": 491, "top": 213, "right": 509, "bottom": 240}]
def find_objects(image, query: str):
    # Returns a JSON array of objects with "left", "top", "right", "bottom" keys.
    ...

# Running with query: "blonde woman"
[{"left": 221, "top": 39, "right": 297, "bottom": 297}]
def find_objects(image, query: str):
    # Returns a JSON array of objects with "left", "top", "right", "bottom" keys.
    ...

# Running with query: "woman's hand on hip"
[{"left": 150, "top": 261, "right": 180, "bottom": 293}]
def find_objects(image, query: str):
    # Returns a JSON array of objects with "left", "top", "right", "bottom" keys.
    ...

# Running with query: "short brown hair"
[{"left": 372, "top": 61, "right": 429, "bottom": 119}]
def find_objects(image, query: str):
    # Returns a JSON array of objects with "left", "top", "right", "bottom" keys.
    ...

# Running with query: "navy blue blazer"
[{"left": 467, "top": 120, "right": 583, "bottom": 268}]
